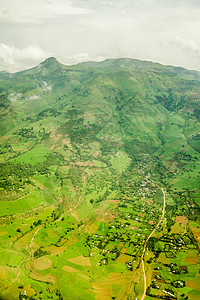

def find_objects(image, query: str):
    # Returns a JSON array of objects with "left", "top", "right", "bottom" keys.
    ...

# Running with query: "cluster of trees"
[
  {"left": 15, "top": 127, "right": 36, "bottom": 139},
  {"left": 0, "top": 162, "right": 34, "bottom": 190},
  {"left": 0, "top": 150, "right": 67, "bottom": 191}
]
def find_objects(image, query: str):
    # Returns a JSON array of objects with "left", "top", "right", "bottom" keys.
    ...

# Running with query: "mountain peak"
[{"left": 40, "top": 57, "right": 61, "bottom": 69}]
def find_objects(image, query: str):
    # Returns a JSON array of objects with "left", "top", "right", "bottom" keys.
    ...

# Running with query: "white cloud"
[
  {"left": 174, "top": 37, "right": 200, "bottom": 56},
  {"left": 0, "top": 44, "right": 49, "bottom": 72},
  {"left": 0, "top": 1, "right": 200, "bottom": 71},
  {"left": 0, "top": 0, "right": 92, "bottom": 24},
  {"left": 61, "top": 53, "right": 105, "bottom": 65}
]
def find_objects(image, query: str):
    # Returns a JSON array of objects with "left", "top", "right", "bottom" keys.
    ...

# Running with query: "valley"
[{"left": 0, "top": 57, "right": 199, "bottom": 300}]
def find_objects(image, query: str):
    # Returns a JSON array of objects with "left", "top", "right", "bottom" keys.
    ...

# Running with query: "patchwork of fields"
[{"left": 0, "top": 58, "right": 200, "bottom": 299}]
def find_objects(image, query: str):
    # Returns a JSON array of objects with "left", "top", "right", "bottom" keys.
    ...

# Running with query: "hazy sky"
[{"left": 0, "top": 0, "right": 200, "bottom": 72}]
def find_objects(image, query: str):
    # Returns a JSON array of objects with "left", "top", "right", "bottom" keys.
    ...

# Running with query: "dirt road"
[{"left": 141, "top": 188, "right": 166, "bottom": 300}]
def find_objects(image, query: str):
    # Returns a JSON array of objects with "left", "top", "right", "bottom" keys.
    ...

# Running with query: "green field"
[{"left": 0, "top": 191, "right": 54, "bottom": 217}]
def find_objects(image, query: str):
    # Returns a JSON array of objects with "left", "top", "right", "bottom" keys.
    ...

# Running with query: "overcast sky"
[{"left": 0, "top": 0, "right": 200, "bottom": 72}]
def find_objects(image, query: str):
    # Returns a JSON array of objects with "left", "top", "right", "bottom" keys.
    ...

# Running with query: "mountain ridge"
[{"left": 2, "top": 57, "right": 200, "bottom": 82}]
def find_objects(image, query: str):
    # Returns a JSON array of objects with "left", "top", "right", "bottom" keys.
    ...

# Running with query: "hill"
[{"left": 0, "top": 58, "right": 199, "bottom": 300}]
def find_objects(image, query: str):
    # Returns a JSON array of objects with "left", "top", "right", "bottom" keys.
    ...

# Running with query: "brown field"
[
  {"left": 62, "top": 265, "right": 79, "bottom": 273},
  {"left": 117, "top": 253, "right": 131, "bottom": 263},
  {"left": 153, "top": 271, "right": 158, "bottom": 278},
  {"left": 0, "top": 266, "right": 7, "bottom": 280},
  {"left": 68, "top": 255, "right": 91, "bottom": 266},
  {"left": 190, "top": 227, "right": 200, "bottom": 242},
  {"left": 85, "top": 223, "right": 98, "bottom": 234},
  {"left": 67, "top": 234, "right": 78, "bottom": 246},
  {"left": 78, "top": 273, "right": 90, "bottom": 281},
  {"left": 187, "top": 294, "right": 200, "bottom": 300},
  {"left": 93, "top": 273, "right": 124, "bottom": 300},
  {"left": 43, "top": 245, "right": 66, "bottom": 255},
  {"left": 0, "top": 282, "right": 7, "bottom": 293},
  {"left": 0, "top": 135, "right": 9, "bottom": 141},
  {"left": 138, "top": 213, "right": 145, "bottom": 217},
  {"left": 108, "top": 200, "right": 119, "bottom": 204},
  {"left": 46, "top": 228, "right": 58, "bottom": 239},
  {"left": 94, "top": 288, "right": 112, "bottom": 300},
  {"left": 14, "top": 231, "right": 33, "bottom": 250},
  {"left": 121, "top": 248, "right": 127, "bottom": 254},
  {"left": 30, "top": 271, "right": 56, "bottom": 283},
  {"left": 22, "top": 285, "right": 35, "bottom": 297},
  {"left": 94, "top": 272, "right": 134, "bottom": 300},
  {"left": 176, "top": 216, "right": 188, "bottom": 226},
  {"left": 147, "top": 266, "right": 153, "bottom": 289},
  {"left": 24, "top": 261, "right": 32, "bottom": 270},
  {"left": 0, "top": 231, "right": 8, "bottom": 236},
  {"left": 186, "top": 275, "right": 200, "bottom": 289},
  {"left": 95, "top": 273, "right": 125, "bottom": 285},
  {"left": 34, "top": 257, "right": 52, "bottom": 270},
  {"left": 185, "top": 257, "right": 198, "bottom": 264},
  {"left": 75, "top": 161, "right": 96, "bottom": 167}
]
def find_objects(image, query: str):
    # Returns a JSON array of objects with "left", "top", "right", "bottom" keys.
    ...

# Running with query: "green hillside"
[{"left": 0, "top": 58, "right": 199, "bottom": 300}]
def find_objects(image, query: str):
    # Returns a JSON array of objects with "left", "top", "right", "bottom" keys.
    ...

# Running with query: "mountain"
[{"left": 0, "top": 58, "right": 199, "bottom": 300}]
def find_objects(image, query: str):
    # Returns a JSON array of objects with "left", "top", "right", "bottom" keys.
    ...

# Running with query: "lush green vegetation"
[{"left": 0, "top": 57, "right": 199, "bottom": 300}]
